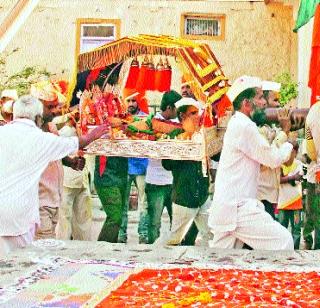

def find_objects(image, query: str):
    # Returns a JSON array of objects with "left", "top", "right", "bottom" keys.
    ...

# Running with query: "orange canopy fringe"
[{"left": 75, "top": 34, "right": 229, "bottom": 106}]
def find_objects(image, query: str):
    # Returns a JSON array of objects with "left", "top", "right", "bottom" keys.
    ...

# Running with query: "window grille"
[
  {"left": 181, "top": 14, "right": 225, "bottom": 40},
  {"left": 80, "top": 24, "right": 116, "bottom": 53}
]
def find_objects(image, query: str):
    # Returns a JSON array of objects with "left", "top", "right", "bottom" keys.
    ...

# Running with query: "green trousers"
[
  {"left": 96, "top": 185, "right": 127, "bottom": 243},
  {"left": 146, "top": 183, "right": 172, "bottom": 244},
  {"left": 119, "top": 174, "right": 149, "bottom": 243},
  {"left": 278, "top": 210, "right": 302, "bottom": 250},
  {"left": 303, "top": 182, "right": 320, "bottom": 249}
]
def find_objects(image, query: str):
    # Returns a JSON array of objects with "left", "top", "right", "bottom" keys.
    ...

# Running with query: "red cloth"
[
  {"left": 308, "top": 4, "right": 320, "bottom": 105},
  {"left": 215, "top": 94, "right": 232, "bottom": 118},
  {"left": 99, "top": 156, "right": 107, "bottom": 177},
  {"left": 97, "top": 268, "right": 320, "bottom": 307},
  {"left": 135, "top": 65, "right": 148, "bottom": 91},
  {"left": 145, "top": 66, "right": 155, "bottom": 90},
  {"left": 125, "top": 65, "right": 140, "bottom": 89},
  {"left": 155, "top": 68, "right": 171, "bottom": 92},
  {"left": 85, "top": 68, "right": 102, "bottom": 89}
]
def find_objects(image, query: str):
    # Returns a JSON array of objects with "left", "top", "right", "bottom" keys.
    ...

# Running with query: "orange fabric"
[
  {"left": 135, "top": 65, "right": 148, "bottom": 91},
  {"left": 145, "top": 66, "right": 156, "bottom": 90},
  {"left": 137, "top": 91, "right": 149, "bottom": 114},
  {"left": 282, "top": 197, "right": 303, "bottom": 210},
  {"left": 125, "top": 66, "right": 140, "bottom": 89},
  {"left": 97, "top": 268, "right": 320, "bottom": 307},
  {"left": 154, "top": 69, "right": 172, "bottom": 92},
  {"left": 308, "top": 4, "right": 320, "bottom": 105},
  {"left": 122, "top": 88, "right": 149, "bottom": 114},
  {"left": 214, "top": 94, "right": 232, "bottom": 118}
]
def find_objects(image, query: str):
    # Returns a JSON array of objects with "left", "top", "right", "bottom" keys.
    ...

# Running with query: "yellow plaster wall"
[{"left": 1, "top": 0, "right": 297, "bottom": 84}]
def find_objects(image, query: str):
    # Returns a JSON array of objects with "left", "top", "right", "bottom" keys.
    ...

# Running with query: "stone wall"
[{"left": 0, "top": 0, "right": 297, "bottom": 84}]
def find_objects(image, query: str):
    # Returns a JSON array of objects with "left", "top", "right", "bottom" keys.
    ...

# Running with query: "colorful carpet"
[
  {"left": 0, "top": 258, "right": 135, "bottom": 307},
  {"left": 2, "top": 258, "right": 320, "bottom": 307},
  {"left": 95, "top": 268, "right": 320, "bottom": 307}
]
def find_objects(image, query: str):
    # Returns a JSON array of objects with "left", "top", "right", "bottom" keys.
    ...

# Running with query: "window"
[
  {"left": 180, "top": 13, "right": 225, "bottom": 41},
  {"left": 76, "top": 19, "right": 120, "bottom": 54}
]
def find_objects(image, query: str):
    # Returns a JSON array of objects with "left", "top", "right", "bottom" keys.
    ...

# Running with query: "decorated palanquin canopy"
[
  {"left": 71, "top": 34, "right": 229, "bottom": 107},
  {"left": 69, "top": 35, "right": 230, "bottom": 164}
]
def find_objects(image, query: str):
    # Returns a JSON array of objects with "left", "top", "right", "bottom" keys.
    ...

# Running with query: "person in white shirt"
[
  {"left": 208, "top": 76, "right": 294, "bottom": 250},
  {"left": 257, "top": 81, "right": 282, "bottom": 219},
  {"left": 145, "top": 90, "right": 182, "bottom": 243},
  {"left": 0, "top": 95, "right": 108, "bottom": 256},
  {"left": 56, "top": 124, "right": 92, "bottom": 241},
  {"left": 30, "top": 82, "right": 87, "bottom": 240}
]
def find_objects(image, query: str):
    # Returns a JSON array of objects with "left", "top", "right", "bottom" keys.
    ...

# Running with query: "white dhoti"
[
  {"left": 209, "top": 199, "right": 293, "bottom": 250},
  {"left": 0, "top": 226, "right": 35, "bottom": 257},
  {"left": 167, "top": 199, "right": 213, "bottom": 245}
]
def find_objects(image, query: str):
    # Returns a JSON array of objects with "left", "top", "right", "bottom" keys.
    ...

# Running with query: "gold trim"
[
  {"left": 201, "top": 75, "right": 227, "bottom": 92},
  {"left": 198, "top": 62, "right": 218, "bottom": 78},
  {"left": 208, "top": 87, "right": 229, "bottom": 104}
]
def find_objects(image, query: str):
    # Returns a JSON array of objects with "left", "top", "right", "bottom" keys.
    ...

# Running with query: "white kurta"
[
  {"left": 0, "top": 119, "right": 78, "bottom": 236},
  {"left": 208, "top": 112, "right": 293, "bottom": 250}
]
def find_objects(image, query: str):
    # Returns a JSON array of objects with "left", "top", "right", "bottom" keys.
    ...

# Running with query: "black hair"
[
  {"left": 233, "top": 88, "right": 257, "bottom": 111},
  {"left": 177, "top": 105, "right": 188, "bottom": 121}
]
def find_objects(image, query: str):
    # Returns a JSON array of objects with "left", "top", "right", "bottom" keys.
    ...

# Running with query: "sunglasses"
[{"left": 127, "top": 99, "right": 137, "bottom": 102}]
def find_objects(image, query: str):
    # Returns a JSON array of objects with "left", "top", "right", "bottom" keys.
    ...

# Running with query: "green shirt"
[
  {"left": 162, "top": 159, "right": 209, "bottom": 208},
  {"left": 94, "top": 156, "right": 128, "bottom": 187}
]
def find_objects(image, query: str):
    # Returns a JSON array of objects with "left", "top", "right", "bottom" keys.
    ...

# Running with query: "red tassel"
[
  {"left": 145, "top": 61, "right": 155, "bottom": 90},
  {"left": 125, "top": 58, "right": 140, "bottom": 89},
  {"left": 154, "top": 58, "right": 164, "bottom": 91},
  {"left": 136, "top": 56, "right": 149, "bottom": 91},
  {"left": 159, "top": 69, "right": 172, "bottom": 92},
  {"left": 155, "top": 57, "right": 172, "bottom": 92}
]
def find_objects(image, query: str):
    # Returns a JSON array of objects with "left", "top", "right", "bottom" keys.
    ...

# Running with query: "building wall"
[{"left": 0, "top": 0, "right": 297, "bottom": 84}]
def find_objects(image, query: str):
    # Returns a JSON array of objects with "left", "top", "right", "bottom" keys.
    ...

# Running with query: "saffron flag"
[
  {"left": 294, "top": 0, "right": 320, "bottom": 33},
  {"left": 309, "top": 4, "right": 320, "bottom": 105}
]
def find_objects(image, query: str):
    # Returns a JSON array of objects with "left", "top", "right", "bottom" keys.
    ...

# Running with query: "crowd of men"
[{"left": 0, "top": 75, "right": 320, "bottom": 257}]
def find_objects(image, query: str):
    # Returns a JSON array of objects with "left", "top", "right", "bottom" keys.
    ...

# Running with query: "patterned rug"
[
  {"left": 2, "top": 258, "right": 320, "bottom": 307},
  {"left": 0, "top": 258, "right": 135, "bottom": 308},
  {"left": 95, "top": 268, "right": 320, "bottom": 307}
]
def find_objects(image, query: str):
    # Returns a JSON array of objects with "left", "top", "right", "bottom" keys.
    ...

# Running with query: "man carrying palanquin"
[
  {"left": 257, "top": 81, "right": 285, "bottom": 219},
  {"left": 162, "top": 97, "right": 213, "bottom": 246},
  {"left": 118, "top": 90, "right": 149, "bottom": 243},
  {"left": 145, "top": 90, "right": 181, "bottom": 244},
  {"left": 208, "top": 76, "right": 294, "bottom": 250}
]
